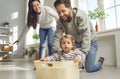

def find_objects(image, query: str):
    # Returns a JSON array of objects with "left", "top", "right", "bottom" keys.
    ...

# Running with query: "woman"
[{"left": 14, "top": 0, "right": 58, "bottom": 58}]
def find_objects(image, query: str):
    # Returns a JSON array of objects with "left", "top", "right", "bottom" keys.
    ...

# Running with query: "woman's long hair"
[{"left": 27, "top": 0, "right": 40, "bottom": 29}]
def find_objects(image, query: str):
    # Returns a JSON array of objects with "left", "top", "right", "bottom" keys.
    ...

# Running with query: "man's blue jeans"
[
  {"left": 75, "top": 41, "right": 102, "bottom": 72},
  {"left": 39, "top": 27, "right": 56, "bottom": 58}
]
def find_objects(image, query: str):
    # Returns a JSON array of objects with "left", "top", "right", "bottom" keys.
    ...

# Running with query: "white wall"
[
  {"left": 0, "top": 0, "right": 26, "bottom": 58},
  {"left": 44, "top": 0, "right": 56, "bottom": 9},
  {"left": 97, "top": 28, "right": 120, "bottom": 67},
  {"left": 44, "top": 0, "right": 80, "bottom": 9},
  {"left": 71, "top": 0, "right": 80, "bottom": 8},
  {"left": 97, "top": 35, "right": 116, "bottom": 66}
]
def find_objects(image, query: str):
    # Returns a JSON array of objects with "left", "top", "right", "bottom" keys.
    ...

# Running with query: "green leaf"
[
  {"left": 88, "top": 8, "right": 108, "bottom": 20},
  {"left": 32, "top": 33, "right": 39, "bottom": 40}
]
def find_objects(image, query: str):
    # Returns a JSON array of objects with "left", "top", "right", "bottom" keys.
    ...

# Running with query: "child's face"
[{"left": 61, "top": 38, "right": 73, "bottom": 53}]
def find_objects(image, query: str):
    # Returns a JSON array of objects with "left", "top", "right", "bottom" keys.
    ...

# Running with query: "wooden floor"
[{"left": 0, "top": 59, "right": 120, "bottom": 79}]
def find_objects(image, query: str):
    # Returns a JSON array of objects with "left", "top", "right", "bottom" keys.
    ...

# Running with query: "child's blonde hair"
[{"left": 60, "top": 34, "right": 76, "bottom": 50}]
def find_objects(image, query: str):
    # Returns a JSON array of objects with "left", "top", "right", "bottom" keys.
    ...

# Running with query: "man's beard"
[
  {"left": 60, "top": 15, "right": 72, "bottom": 22},
  {"left": 37, "top": 11, "right": 41, "bottom": 14}
]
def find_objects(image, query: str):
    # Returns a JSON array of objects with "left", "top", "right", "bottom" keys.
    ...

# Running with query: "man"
[{"left": 52, "top": 0, "right": 104, "bottom": 72}]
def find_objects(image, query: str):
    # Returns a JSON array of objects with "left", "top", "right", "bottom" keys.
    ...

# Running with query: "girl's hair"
[
  {"left": 27, "top": 0, "right": 40, "bottom": 29},
  {"left": 54, "top": 0, "right": 71, "bottom": 8},
  {"left": 60, "top": 34, "right": 76, "bottom": 50}
]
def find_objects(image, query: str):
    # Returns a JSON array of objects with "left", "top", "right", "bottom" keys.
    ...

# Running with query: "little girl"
[{"left": 40, "top": 34, "right": 86, "bottom": 68}]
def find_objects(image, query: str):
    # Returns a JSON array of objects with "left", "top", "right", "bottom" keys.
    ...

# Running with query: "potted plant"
[
  {"left": 32, "top": 48, "right": 39, "bottom": 60},
  {"left": 2, "top": 22, "right": 9, "bottom": 27},
  {"left": 88, "top": 8, "right": 108, "bottom": 31},
  {"left": 32, "top": 33, "right": 39, "bottom": 44},
  {"left": 23, "top": 48, "right": 30, "bottom": 60},
  {"left": 32, "top": 33, "right": 39, "bottom": 40}
]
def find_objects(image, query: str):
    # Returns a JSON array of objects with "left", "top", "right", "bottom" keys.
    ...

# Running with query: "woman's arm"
[
  {"left": 13, "top": 24, "right": 29, "bottom": 44},
  {"left": 45, "top": 6, "right": 59, "bottom": 21}
]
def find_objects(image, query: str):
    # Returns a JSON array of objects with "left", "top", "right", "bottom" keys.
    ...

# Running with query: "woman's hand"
[
  {"left": 13, "top": 40, "right": 19, "bottom": 45},
  {"left": 40, "top": 58, "right": 48, "bottom": 61}
]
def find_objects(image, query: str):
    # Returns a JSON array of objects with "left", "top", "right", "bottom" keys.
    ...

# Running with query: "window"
[
  {"left": 12, "top": 26, "right": 18, "bottom": 51},
  {"left": 104, "top": 0, "right": 114, "bottom": 9},
  {"left": 79, "top": 0, "right": 97, "bottom": 12},
  {"left": 116, "top": 6, "right": 120, "bottom": 27},
  {"left": 79, "top": 0, "right": 97, "bottom": 30},
  {"left": 104, "top": 0, "right": 120, "bottom": 30},
  {"left": 115, "top": 0, "right": 120, "bottom": 5},
  {"left": 78, "top": 0, "right": 120, "bottom": 31},
  {"left": 105, "top": 8, "right": 116, "bottom": 29},
  {"left": 78, "top": 0, "right": 88, "bottom": 12}
]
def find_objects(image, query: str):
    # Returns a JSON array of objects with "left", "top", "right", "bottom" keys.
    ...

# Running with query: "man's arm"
[
  {"left": 52, "top": 21, "right": 64, "bottom": 53},
  {"left": 76, "top": 9, "right": 91, "bottom": 55}
]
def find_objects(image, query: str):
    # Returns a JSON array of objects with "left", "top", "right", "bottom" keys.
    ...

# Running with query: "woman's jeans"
[
  {"left": 39, "top": 27, "right": 56, "bottom": 58},
  {"left": 76, "top": 41, "right": 102, "bottom": 72}
]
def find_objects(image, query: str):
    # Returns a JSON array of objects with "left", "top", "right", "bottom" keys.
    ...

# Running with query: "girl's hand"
[
  {"left": 72, "top": 56, "right": 85, "bottom": 69},
  {"left": 72, "top": 56, "right": 80, "bottom": 63},
  {"left": 78, "top": 60, "right": 85, "bottom": 69}
]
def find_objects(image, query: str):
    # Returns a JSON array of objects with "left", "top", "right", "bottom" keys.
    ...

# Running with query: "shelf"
[
  {"left": 0, "top": 26, "right": 12, "bottom": 62},
  {"left": 97, "top": 28, "right": 120, "bottom": 37},
  {"left": 0, "top": 51, "right": 12, "bottom": 62},
  {"left": 0, "top": 35, "right": 9, "bottom": 37},
  {"left": 0, "top": 26, "right": 9, "bottom": 29},
  {"left": 0, "top": 51, "right": 9, "bottom": 56},
  {"left": 0, "top": 43, "right": 9, "bottom": 45}
]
